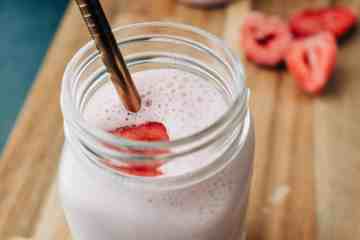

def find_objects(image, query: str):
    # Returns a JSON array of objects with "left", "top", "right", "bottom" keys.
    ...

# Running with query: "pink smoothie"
[{"left": 59, "top": 68, "right": 254, "bottom": 240}]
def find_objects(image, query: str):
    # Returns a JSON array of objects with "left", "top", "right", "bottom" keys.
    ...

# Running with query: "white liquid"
[{"left": 59, "top": 68, "right": 254, "bottom": 240}]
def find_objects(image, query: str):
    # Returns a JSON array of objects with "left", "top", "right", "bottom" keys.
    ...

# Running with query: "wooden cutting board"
[{"left": 1, "top": 0, "right": 360, "bottom": 239}]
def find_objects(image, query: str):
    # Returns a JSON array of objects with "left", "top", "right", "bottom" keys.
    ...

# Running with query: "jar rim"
[{"left": 61, "top": 21, "right": 248, "bottom": 152}]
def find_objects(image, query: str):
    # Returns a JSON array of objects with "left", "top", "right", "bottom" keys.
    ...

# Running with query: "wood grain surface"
[{"left": 1, "top": 0, "right": 359, "bottom": 240}]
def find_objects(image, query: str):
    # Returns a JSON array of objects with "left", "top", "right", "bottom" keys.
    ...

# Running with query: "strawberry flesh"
[
  {"left": 111, "top": 122, "right": 170, "bottom": 142},
  {"left": 241, "top": 12, "right": 292, "bottom": 66},
  {"left": 286, "top": 32, "right": 337, "bottom": 94},
  {"left": 290, "top": 6, "right": 357, "bottom": 38},
  {"left": 107, "top": 122, "right": 170, "bottom": 176},
  {"left": 106, "top": 161, "right": 163, "bottom": 177}
]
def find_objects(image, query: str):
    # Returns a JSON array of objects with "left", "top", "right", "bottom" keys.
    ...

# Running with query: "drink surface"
[
  {"left": 83, "top": 68, "right": 228, "bottom": 176},
  {"left": 84, "top": 68, "right": 227, "bottom": 139},
  {"left": 59, "top": 68, "right": 254, "bottom": 240}
]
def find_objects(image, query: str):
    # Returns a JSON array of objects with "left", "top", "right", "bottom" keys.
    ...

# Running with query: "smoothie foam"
[{"left": 83, "top": 68, "right": 228, "bottom": 176}]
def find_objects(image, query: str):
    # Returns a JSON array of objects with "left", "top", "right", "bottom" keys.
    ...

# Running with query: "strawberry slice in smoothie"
[
  {"left": 107, "top": 121, "right": 170, "bottom": 176},
  {"left": 111, "top": 122, "right": 170, "bottom": 142}
]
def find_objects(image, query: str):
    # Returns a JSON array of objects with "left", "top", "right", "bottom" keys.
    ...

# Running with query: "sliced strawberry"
[
  {"left": 290, "top": 6, "right": 357, "bottom": 38},
  {"left": 286, "top": 32, "right": 337, "bottom": 94},
  {"left": 106, "top": 161, "right": 163, "bottom": 177},
  {"left": 111, "top": 122, "right": 170, "bottom": 142},
  {"left": 241, "top": 12, "right": 292, "bottom": 66},
  {"left": 107, "top": 121, "right": 170, "bottom": 177}
]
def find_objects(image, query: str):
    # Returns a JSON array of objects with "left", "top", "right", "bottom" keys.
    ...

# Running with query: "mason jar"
[{"left": 59, "top": 22, "right": 254, "bottom": 240}]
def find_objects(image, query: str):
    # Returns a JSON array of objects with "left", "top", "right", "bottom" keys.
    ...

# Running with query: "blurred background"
[{"left": 0, "top": 0, "right": 68, "bottom": 151}]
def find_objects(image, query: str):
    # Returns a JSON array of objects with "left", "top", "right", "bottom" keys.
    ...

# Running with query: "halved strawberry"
[
  {"left": 107, "top": 121, "right": 170, "bottom": 176},
  {"left": 286, "top": 32, "right": 337, "bottom": 94},
  {"left": 290, "top": 6, "right": 357, "bottom": 38},
  {"left": 241, "top": 12, "right": 292, "bottom": 66}
]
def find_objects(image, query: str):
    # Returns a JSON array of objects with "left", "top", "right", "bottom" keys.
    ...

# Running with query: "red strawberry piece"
[
  {"left": 290, "top": 6, "right": 357, "bottom": 38},
  {"left": 108, "top": 121, "right": 170, "bottom": 176},
  {"left": 106, "top": 161, "right": 163, "bottom": 177},
  {"left": 241, "top": 12, "right": 292, "bottom": 66},
  {"left": 286, "top": 32, "right": 337, "bottom": 94},
  {"left": 111, "top": 122, "right": 170, "bottom": 142}
]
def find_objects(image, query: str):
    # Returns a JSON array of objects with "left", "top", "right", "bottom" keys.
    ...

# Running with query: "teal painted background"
[{"left": 0, "top": 0, "right": 69, "bottom": 152}]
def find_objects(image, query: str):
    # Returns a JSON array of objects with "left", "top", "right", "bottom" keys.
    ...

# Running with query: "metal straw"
[{"left": 74, "top": 0, "right": 141, "bottom": 112}]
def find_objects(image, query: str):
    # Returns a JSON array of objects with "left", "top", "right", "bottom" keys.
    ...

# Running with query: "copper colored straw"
[{"left": 74, "top": 0, "right": 141, "bottom": 112}]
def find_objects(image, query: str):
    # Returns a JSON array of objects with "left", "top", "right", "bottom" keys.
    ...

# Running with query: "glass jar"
[{"left": 59, "top": 22, "right": 254, "bottom": 240}]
